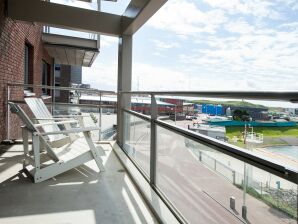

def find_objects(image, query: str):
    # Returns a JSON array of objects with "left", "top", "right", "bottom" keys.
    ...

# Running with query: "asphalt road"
[{"left": 126, "top": 120, "right": 297, "bottom": 224}]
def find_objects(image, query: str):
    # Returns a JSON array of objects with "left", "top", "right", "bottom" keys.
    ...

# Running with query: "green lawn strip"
[
  {"left": 262, "top": 194, "right": 297, "bottom": 219},
  {"left": 235, "top": 185, "right": 297, "bottom": 219},
  {"left": 226, "top": 126, "right": 298, "bottom": 138}
]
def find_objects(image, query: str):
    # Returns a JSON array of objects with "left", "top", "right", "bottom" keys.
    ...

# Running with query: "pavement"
[{"left": 126, "top": 120, "right": 297, "bottom": 224}]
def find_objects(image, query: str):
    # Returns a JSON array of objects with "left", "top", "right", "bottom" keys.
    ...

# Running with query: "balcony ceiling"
[
  {"left": 42, "top": 33, "right": 99, "bottom": 67},
  {"left": 7, "top": 0, "right": 166, "bottom": 36}
]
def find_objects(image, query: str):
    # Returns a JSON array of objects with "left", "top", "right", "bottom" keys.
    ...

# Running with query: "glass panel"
[
  {"left": 156, "top": 125, "right": 297, "bottom": 223},
  {"left": 7, "top": 84, "right": 117, "bottom": 141},
  {"left": 158, "top": 97, "right": 298, "bottom": 171},
  {"left": 44, "top": 27, "right": 97, "bottom": 40},
  {"left": 123, "top": 112, "right": 151, "bottom": 176},
  {"left": 101, "top": 0, "right": 130, "bottom": 15},
  {"left": 50, "top": 0, "right": 131, "bottom": 16},
  {"left": 50, "top": 0, "right": 98, "bottom": 11}
]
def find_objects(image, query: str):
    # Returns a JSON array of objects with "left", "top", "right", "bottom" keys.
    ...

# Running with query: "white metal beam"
[
  {"left": 7, "top": 0, "right": 121, "bottom": 36},
  {"left": 117, "top": 35, "right": 132, "bottom": 146},
  {"left": 122, "top": 0, "right": 167, "bottom": 35},
  {"left": 42, "top": 33, "right": 98, "bottom": 49}
]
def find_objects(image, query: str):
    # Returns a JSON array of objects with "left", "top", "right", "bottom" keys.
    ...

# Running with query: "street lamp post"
[{"left": 175, "top": 105, "right": 177, "bottom": 125}]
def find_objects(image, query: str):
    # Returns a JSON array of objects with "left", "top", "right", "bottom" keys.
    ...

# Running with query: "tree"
[{"left": 233, "top": 109, "right": 250, "bottom": 121}]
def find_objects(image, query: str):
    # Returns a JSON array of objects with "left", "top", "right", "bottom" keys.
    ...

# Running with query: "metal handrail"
[
  {"left": 7, "top": 83, "right": 116, "bottom": 95},
  {"left": 121, "top": 91, "right": 298, "bottom": 102},
  {"left": 123, "top": 108, "right": 298, "bottom": 184},
  {"left": 10, "top": 100, "right": 116, "bottom": 109},
  {"left": 120, "top": 89, "right": 298, "bottom": 186},
  {"left": 6, "top": 83, "right": 117, "bottom": 141}
]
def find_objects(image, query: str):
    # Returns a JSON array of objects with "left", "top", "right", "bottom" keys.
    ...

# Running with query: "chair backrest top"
[
  {"left": 25, "top": 98, "right": 53, "bottom": 119},
  {"left": 9, "top": 102, "right": 36, "bottom": 132},
  {"left": 24, "top": 97, "right": 64, "bottom": 142}
]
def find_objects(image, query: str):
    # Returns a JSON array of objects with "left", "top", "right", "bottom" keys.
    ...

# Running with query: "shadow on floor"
[{"left": 0, "top": 144, "right": 156, "bottom": 224}]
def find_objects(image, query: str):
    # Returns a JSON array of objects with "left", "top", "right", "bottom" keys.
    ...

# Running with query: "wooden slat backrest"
[
  {"left": 9, "top": 101, "right": 60, "bottom": 162},
  {"left": 9, "top": 102, "right": 36, "bottom": 132},
  {"left": 25, "top": 98, "right": 65, "bottom": 142}
]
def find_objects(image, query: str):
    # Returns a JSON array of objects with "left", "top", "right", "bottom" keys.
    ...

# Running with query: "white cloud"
[
  {"left": 147, "top": 0, "right": 227, "bottom": 36},
  {"left": 82, "top": 0, "right": 298, "bottom": 94},
  {"left": 203, "top": 0, "right": 281, "bottom": 19},
  {"left": 151, "top": 40, "right": 180, "bottom": 50},
  {"left": 225, "top": 18, "right": 255, "bottom": 34},
  {"left": 82, "top": 62, "right": 118, "bottom": 90},
  {"left": 292, "top": 3, "right": 298, "bottom": 10},
  {"left": 132, "top": 61, "right": 298, "bottom": 92},
  {"left": 100, "top": 36, "right": 118, "bottom": 47},
  {"left": 132, "top": 63, "right": 189, "bottom": 91}
]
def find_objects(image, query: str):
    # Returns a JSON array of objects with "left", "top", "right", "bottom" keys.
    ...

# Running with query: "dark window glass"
[
  {"left": 24, "top": 45, "right": 29, "bottom": 87},
  {"left": 42, "top": 61, "right": 50, "bottom": 95}
]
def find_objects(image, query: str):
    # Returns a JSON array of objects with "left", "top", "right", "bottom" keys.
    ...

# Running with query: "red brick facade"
[
  {"left": 59, "top": 65, "right": 71, "bottom": 103},
  {"left": 0, "top": 0, "right": 54, "bottom": 141}
]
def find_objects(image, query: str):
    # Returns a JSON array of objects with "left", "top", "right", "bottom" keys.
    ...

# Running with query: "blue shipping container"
[{"left": 202, "top": 104, "right": 223, "bottom": 115}]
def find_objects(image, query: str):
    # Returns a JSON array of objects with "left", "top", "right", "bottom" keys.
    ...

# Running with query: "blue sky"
[{"left": 54, "top": 0, "right": 298, "bottom": 94}]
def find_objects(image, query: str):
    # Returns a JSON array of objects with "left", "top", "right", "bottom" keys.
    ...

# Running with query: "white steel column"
[
  {"left": 96, "top": 0, "right": 101, "bottom": 48},
  {"left": 117, "top": 35, "right": 132, "bottom": 146},
  {"left": 150, "top": 94, "right": 157, "bottom": 185}
]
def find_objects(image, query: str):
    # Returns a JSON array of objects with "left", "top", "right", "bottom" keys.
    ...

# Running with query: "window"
[
  {"left": 42, "top": 60, "right": 50, "bottom": 95},
  {"left": 24, "top": 44, "right": 29, "bottom": 86},
  {"left": 24, "top": 43, "right": 33, "bottom": 91}
]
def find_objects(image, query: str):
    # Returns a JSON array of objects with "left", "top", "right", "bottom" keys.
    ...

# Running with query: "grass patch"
[
  {"left": 226, "top": 126, "right": 298, "bottom": 138},
  {"left": 235, "top": 185, "right": 297, "bottom": 219},
  {"left": 262, "top": 194, "right": 297, "bottom": 219}
]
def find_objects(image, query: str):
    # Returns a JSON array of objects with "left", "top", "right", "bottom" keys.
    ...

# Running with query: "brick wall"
[
  {"left": 0, "top": 0, "right": 54, "bottom": 141},
  {"left": 58, "top": 65, "right": 71, "bottom": 103}
]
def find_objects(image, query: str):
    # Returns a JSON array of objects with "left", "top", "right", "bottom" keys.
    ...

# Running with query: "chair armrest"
[
  {"left": 34, "top": 120, "right": 78, "bottom": 127},
  {"left": 33, "top": 118, "right": 74, "bottom": 121},
  {"left": 53, "top": 115, "right": 90, "bottom": 118},
  {"left": 40, "top": 127, "right": 100, "bottom": 136},
  {"left": 34, "top": 115, "right": 90, "bottom": 121}
]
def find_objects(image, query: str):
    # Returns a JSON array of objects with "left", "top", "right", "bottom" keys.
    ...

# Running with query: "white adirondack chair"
[
  {"left": 25, "top": 97, "right": 80, "bottom": 147},
  {"left": 9, "top": 101, "right": 105, "bottom": 183}
]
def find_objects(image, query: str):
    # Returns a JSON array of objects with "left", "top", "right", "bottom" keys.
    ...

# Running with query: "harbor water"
[{"left": 264, "top": 145, "right": 298, "bottom": 161}]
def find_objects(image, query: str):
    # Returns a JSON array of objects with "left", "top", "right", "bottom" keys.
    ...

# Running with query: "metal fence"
[
  {"left": 6, "top": 83, "right": 117, "bottom": 141},
  {"left": 120, "top": 91, "right": 298, "bottom": 222}
]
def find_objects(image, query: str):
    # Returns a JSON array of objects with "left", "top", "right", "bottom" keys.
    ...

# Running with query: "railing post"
[
  {"left": 232, "top": 170, "right": 236, "bottom": 185},
  {"left": 99, "top": 92, "right": 102, "bottom": 141},
  {"left": 6, "top": 84, "right": 10, "bottom": 140},
  {"left": 242, "top": 163, "right": 248, "bottom": 220},
  {"left": 150, "top": 94, "right": 157, "bottom": 185}
]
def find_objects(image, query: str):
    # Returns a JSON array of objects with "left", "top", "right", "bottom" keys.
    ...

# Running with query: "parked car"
[
  {"left": 186, "top": 115, "right": 193, "bottom": 120},
  {"left": 186, "top": 115, "right": 197, "bottom": 120}
]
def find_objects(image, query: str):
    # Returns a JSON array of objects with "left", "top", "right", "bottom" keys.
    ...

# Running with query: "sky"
[{"left": 52, "top": 0, "right": 298, "bottom": 107}]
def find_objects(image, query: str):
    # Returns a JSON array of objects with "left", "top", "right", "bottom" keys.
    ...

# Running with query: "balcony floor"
[{"left": 0, "top": 143, "right": 157, "bottom": 224}]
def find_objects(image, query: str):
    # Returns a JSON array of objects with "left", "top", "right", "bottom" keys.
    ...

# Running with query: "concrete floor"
[{"left": 0, "top": 143, "right": 157, "bottom": 224}]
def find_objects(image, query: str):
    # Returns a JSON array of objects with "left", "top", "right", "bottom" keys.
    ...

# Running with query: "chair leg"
[
  {"left": 83, "top": 131, "right": 105, "bottom": 171},
  {"left": 64, "top": 123, "right": 77, "bottom": 142},
  {"left": 32, "top": 134, "right": 40, "bottom": 171},
  {"left": 22, "top": 127, "right": 29, "bottom": 155}
]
